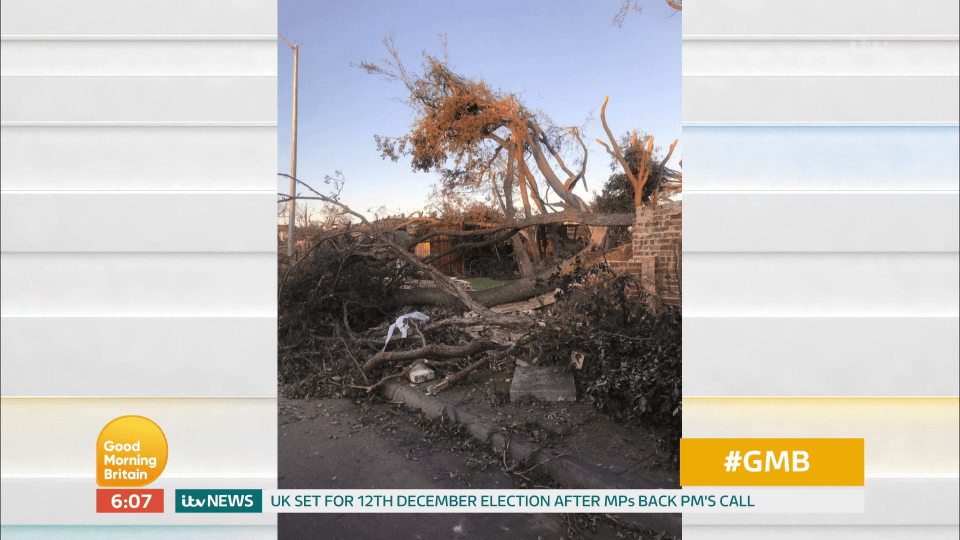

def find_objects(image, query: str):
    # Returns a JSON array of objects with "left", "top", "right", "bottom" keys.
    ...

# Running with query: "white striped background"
[
  {"left": 0, "top": 0, "right": 277, "bottom": 537},
  {"left": 683, "top": 0, "right": 959, "bottom": 538},
  {"left": 3, "top": 1, "right": 958, "bottom": 539}
]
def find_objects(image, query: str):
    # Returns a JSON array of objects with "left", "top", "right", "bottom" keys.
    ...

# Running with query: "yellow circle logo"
[{"left": 96, "top": 415, "right": 168, "bottom": 487}]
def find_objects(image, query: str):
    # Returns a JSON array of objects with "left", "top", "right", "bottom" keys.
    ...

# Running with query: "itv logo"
[{"left": 175, "top": 489, "right": 262, "bottom": 513}]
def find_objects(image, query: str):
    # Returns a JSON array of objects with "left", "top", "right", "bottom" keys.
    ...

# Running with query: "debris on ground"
[
  {"left": 382, "top": 311, "right": 430, "bottom": 351},
  {"left": 408, "top": 363, "right": 435, "bottom": 383},
  {"left": 280, "top": 395, "right": 678, "bottom": 539},
  {"left": 278, "top": 218, "right": 681, "bottom": 462},
  {"left": 510, "top": 366, "right": 577, "bottom": 402}
]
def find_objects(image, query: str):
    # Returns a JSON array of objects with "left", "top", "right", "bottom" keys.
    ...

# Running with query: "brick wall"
[{"left": 607, "top": 201, "right": 682, "bottom": 306}]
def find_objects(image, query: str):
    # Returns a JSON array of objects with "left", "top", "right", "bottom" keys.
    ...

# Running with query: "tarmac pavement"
[{"left": 278, "top": 397, "right": 637, "bottom": 540}]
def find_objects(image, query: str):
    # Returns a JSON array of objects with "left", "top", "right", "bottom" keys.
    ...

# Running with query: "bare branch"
[
  {"left": 429, "top": 343, "right": 517, "bottom": 393},
  {"left": 279, "top": 173, "right": 495, "bottom": 318},
  {"left": 597, "top": 95, "right": 642, "bottom": 200},
  {"left": 362, "top": 340, "right": 505, "bottom": 372},
  {"left": 402, "top": 209, "right": 635, "bottom": 246},
  {"left": 565, "top": 127, "right": 589, "bottom": 191},
  {"left": 422, "top": 228, "right": 520, "bottom": 264}
]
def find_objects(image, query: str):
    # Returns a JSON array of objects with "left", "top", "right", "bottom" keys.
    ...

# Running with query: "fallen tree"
[
  {"left": 281, "top": 176, "right": 631, "bottom": 310},
  {"left": 357, "top": 36, "right": 680, "bottom": 278},
  {"left": 278, "top": 34, "right": 682, "bottom": 467},
  {"left": 280, "top": 36, "right": 682, "bottom": 409},
  {"left": 277, "top": 220, "right": 682, "bottom": 461},
  {"left": 278, "top": 39, "right": 685, "bottom": 315},
  {"left": 277, "top": 221, "right": 537, "bottom": 399}
]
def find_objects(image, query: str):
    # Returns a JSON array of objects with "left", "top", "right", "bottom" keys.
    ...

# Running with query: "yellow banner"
[{"left": 681, "top": 438, "right": 864, "bottom": 486}]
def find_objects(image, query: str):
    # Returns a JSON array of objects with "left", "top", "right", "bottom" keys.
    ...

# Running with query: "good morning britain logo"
[
  {"left": 95, "top": 415, "right": 168, "bottom": 513},
  {"left": 94, "top": 415, "right": 264, "bottom": 514},
  {"left": 97, "top": 415, "right": 168, "bottom": 487}
]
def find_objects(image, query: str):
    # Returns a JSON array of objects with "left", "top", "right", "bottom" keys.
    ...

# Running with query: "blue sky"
[{"left": 278, "top": 0, "right": 681, "bottom": 218}]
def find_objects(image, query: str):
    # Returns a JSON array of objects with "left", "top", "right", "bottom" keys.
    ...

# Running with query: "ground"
[
  {"left": 279, "top": 396, "right": 655, "bottom": 540},
  {"left": 435, "top": 367, "right": 679, "bottom": 487},
  {"left": 278, "top": 359, "right": 680, "bottom": 540}
]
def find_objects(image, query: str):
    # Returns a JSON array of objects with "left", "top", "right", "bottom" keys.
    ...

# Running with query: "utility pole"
[{"left": 279, "top": 34, "right": 299, "bottom": 258}]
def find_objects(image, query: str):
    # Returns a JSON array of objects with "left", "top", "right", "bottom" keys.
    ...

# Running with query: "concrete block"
[
  {"left": 408, "top": 364, "right": 435, "bottom": 384},
  {"left": 510, "top": 366, "right": 576, "bottom": 402}
]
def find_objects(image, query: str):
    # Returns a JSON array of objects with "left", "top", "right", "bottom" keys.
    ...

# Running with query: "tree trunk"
[
  {"left": 391, "top": 274, "right": 543, "bottom": 309},
  {"left": 391, "top": 244, "right": 607, "bottom": 310},
  {"left": 521, "top": 228, "right": 542, "bottom": 267},
  {"left": 502, "top": 144, "right": 537, "bottom": 277},
  {"left": 408, "top": 210, "right": 634, "bottom": 246},
  {"left": 549, "top": 224, "right": 561, "bottom": 260},
  {"left": 510, "top": 235, "right": 537, "bottom": 277}
]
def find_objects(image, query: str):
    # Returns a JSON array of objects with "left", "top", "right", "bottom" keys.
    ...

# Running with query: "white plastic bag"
[{"left": 381, "top": 311, "right": 430, "bottom": 352}]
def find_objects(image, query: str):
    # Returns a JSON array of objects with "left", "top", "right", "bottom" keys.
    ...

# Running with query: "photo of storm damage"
[{"left": 276, "top": 2, "right": 682, "bottom": 538}]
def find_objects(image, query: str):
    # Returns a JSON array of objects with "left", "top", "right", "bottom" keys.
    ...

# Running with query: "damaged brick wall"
[{"left": 607, "top": 201, "right": 682, "bottom": 306}]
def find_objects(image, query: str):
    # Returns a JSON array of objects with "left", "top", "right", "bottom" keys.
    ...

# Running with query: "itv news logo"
[{"left": 175, "top": 489, "right": 263, "bottom": 513}]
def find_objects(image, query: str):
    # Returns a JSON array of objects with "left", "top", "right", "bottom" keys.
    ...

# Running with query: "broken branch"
[
  {"left": 429, "top": 343, "right": 517, "bottom": 393},
  {"left": 362, "top": 339, "right": 505, "bottom": 372}
]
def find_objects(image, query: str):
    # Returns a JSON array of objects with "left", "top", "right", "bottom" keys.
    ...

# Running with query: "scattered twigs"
[
  {"left": 278, "top": 229, "right": 354, "bottom": 295},
  {"left": 602, "top": 513, "right": 656, "bottom": 537},
  {"left": 351, "top": 359, "right": 425, "bottom": 394},
  {"left": 352, "top": 358, "right": 463, "bottom": 394},
  {"left": 502, "top": 437, "right": 514, "bottom": 471},
  {"left": 518, "top": 452, "right": 572, "bottom": 475},
  {"left": 408, "top": 318, "right": 427, "bottom": 348},
  {"left": 280, "top": 173, "right": 495, "bottom": 318},
  {"left": 342, "top": 302, "right": 357, "bottom": 340},
  {"left": 337, "top": 332, "right": 369, "bottom": 385},
  {"left": 429, "top": 343, "right": 517, "bottom": 393},
  {"left": 422, "top": 313, "right": 534, "bottom": 333},
  {"left": 362, "top": 340, "right": 504, "bottom": 372}
]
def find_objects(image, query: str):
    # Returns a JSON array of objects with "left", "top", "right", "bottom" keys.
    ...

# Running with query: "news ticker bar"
[
  {"left": 259, "top": 489, "right": 864, "bottom": 514},
  {"left": 94, "top": 437, "right": 867, "bottom": 514},
  {"left": 98, "top": 488, "right": 864, "bottom": 514}
]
